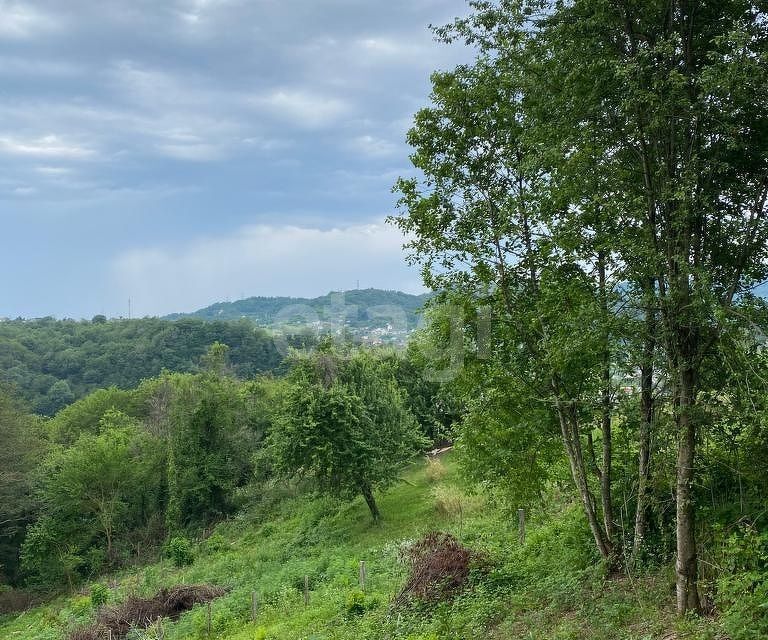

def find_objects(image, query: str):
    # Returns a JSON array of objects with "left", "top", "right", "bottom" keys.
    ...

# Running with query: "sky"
[{"left": 0, "top": 0, "right": 470, "bottom": 319}]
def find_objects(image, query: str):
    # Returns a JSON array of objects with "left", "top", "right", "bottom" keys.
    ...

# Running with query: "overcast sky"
[{"left": 0, "top": 0, "right": 470, "bottom": 318}]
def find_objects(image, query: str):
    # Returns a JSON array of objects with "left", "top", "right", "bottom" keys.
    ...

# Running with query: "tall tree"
[
  {"left": 270, "top": 343, "right": 426, "bottom": 521},
  {"left": 397, "top": 0, "right": 768, "bottom": 612},
  {"left": 393, "top": 52, "right": 622, "bottom": 562}
]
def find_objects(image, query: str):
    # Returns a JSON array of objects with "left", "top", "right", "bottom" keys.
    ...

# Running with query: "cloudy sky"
[{"left": 0, "top": 0, "right": 470, "bottom": 318}]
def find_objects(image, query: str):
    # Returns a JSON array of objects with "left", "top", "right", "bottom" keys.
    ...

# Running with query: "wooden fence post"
[
  {"left": 206, "top": 601, "right": 212, "bottom": 637},
  {"left": 518, "top": 508, "right": 526, "bottom": 545},
  {"left": 304, "top": 575, "right": 309, "bottom": 606},
  {"left": 359, "top": 560, "right": 367, "bottom": 592},
  {"left": 251, "top": 590, "right": 258, "bottom": 621}
]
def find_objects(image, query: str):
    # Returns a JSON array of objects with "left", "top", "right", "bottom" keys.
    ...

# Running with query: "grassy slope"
[{"left": 0, "top": 456, "right": 722, "bottom": 640}]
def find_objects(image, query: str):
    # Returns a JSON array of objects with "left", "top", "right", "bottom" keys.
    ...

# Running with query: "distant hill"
[
  {"left": 166, "top": 289, "right": 432, "bottom": 332},
  {"left": 0, "top": 290, "right": 431, "bottom": 415}
]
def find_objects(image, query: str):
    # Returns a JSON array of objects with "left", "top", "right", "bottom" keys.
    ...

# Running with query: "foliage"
[
  {"left": 89, "top": 584, "right": 109, "bottom": 609},
  {"left": 165, "top": 373, "right": 258, "bottom": 532},
  {"left": 0, "top": 317, "right": 285, "bottom": 415},
  {"left": 392, "top": 0, "right": 768, "bottom": 612},
  {"left": 715, "top": 524, "right": 768, "bottom": 640},
  {"left": 269, "top": 342, "right": 427, "bottom": 520},
  {"left": 20, "top": 414, "right": 166, "bottom": 589},
  {"left": 165, "top": 538, "right": 195, "bottom": 568},
  {"left": 0, "top": 386, "right": 47, "bottom": 585}
]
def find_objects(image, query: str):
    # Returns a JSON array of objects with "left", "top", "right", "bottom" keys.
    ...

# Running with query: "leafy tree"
[
  {"left": 395, "top": 0, "right": 768, "bottom": 612},
  {"left": 393, "top": 44, "right": 623, "bottom": 562},
  {"left": 381, "top": 345, "right": 462, "bottom": 445},
  {"left": 200, "top": 341, "right": 232, "bottom": 377},
  {"left": 0, "top": 387, "right": 46, "bottom": 585},
  {"left": 270, "top": 343, "right": 426, "bottom": 521},
  {"left": 165, "top": 374, "right": 255, "bottom": 531},
  {"left": 40, "top": 380, "right": 74, "bottom": 416},
  {"left": 21, "top": 413, "right": 164, "bottom": 588},
  {"left": 48, "top": 386, "right": 139, "bottom": 444}
]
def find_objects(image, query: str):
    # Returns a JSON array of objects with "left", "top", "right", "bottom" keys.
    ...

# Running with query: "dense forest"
[{"left": 0, "top": 318, "right": 307, "bottom": 415}]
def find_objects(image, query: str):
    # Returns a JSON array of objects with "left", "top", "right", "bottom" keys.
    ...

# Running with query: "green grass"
[{"left": 0, "top": 455, "right": 724, "bottom": 639}]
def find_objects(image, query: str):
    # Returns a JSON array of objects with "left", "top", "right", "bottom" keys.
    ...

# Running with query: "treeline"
[
  {"left": 392, "top": 0, "right": 768, "bottom": 617},
  {"left": 0, "top": 317, "right": 309, "bottom": 415},
  {"left": 0, "top": 341, "right": 456, "bottom": 590}
]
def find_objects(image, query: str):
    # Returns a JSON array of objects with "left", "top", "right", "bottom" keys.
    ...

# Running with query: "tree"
[
  {"left": 393, "top": 48, "right": 624, "bottom": 563},
  {"left": 165, "top": 374, "right": 254, "bottom": 531},
  {"left": 523, "top": 0, "right": 768, "bottom": 612},
  {"left": 200, "top": 341, "right": 232, "bottom": 377},
  {"left": 0, "top": 387, "right": 46, "bottom": 585},
  {"left": 40, "top": 379, "right": 74, "bottom": 416},
  {"left": 396, "top": 0, "right": 768, "bottom": 613},
  {"left": 21, "top": 412, "right": 164, "bottom": 588},
  {"left": 270, "top": 344, "right": 426, "bottom": 521}
]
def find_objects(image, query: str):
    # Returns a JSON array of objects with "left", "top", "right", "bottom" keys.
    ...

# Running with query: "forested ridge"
[
  {"left": 0, "top": 317, "right": 295, "bottom": 415},
  {"left": 168, "top": 288, "right": 431, "bottom": 329}
]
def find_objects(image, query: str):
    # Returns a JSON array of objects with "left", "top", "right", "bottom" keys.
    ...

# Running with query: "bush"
[
  {"left": 166, "top": 537, "right": 195, "bottom": 567},
  {"left": 90, "top": 583, "right": 109, "bottom": 609},
  {"left": 716, "top": 524, "right": 768, "bottom": 640},
  {"left": 344, "top": 589, "right": 379, "bottom": 617}
]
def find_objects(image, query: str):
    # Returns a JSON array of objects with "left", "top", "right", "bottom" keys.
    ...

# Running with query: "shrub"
[
  {"left": 716, "top": 524, "right": 768, "bottom": 640},
  {"left": 344, "top": 589, "right": 379, "bottom": 617},
  {"left": 90, "top": 583, "right": 109, "bottom": 609},
  {"left": 166, "top": 536, "right": 195, "bottom": 567}
]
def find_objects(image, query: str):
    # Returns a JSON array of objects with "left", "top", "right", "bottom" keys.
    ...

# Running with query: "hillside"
[
  {"left": 0, "top": 455, "right": 724, "bottom": 640},
  {"left": 167, "top": 289, "right": 432, "bottom": 338},
  {"left": 0, "top": 318, "right": 290, "bottom": 415}
]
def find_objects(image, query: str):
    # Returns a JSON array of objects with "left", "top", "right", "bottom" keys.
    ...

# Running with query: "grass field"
[{"left": 0, "top": 455, "right": 722, "bottom": 640}]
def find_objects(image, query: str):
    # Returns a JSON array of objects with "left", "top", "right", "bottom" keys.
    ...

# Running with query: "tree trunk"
[
  {"left": 675, "top": 364, "right": 701, "bottom": 614},
  {"left": 597, "top": 253, "right": 615, "bottom": 548},
  {"left": 360, "top": 482, "right": 381, "bottom": 522},
  {"left": 632, "top": 294, "right": 656, "bottom": 564},
  {"left": 557, "top": 401, "right": 613, "bottom": 562}
]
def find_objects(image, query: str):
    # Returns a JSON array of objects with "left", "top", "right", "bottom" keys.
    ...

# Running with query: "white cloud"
[
  {"left": 11, "top": 185, "right": 36, "bottom": 196},
  {"left": 35, "top": 166, "right": 73, "bottom": 176},
  {"left": 110, "top": 220, "right": 423, "bottom": 316},
  {"left": 0, "top": 134, "right": 95, "bottom": 158},
  {"left": 0, "top": 2, "right": 60, "bottom": 39},
  {"left": 348, "top": 134, "right": 399, "bottom": 157},
  {"left": 253, "top": 89, "right": 351, "bottom": 129},
  {"left": 156, "top": 142, "right": 224, "bottom": 161}
]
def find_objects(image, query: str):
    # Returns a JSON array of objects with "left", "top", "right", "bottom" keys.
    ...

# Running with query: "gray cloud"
[{"left": 0, "top": 0, "right": 469, "bottom": 317}]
